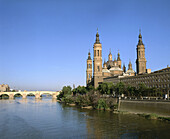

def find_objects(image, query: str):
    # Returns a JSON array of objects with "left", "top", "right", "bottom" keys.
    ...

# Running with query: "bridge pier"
[
  {"left": 9, "top": 94, "right": 14, "bottom": 99},
  {"left": 22, "top": 94, "right": 27, "bottom": 99},
  {"left": 52, "top": 93, "right": 57, "bottom": 99},
  {"left": 35, "top": 93, "right": 40, "bottom": 99}
]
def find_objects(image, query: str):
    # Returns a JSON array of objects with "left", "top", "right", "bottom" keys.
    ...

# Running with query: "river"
[{"left": 0, "top": 96, "right": 170, "bottom": 139}]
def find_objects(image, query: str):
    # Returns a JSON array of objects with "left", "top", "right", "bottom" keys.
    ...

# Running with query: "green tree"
[
  {"left": 57, "top": 86, "right": 72, "bottom": 100},
  {"left": 137, "top": 83, "right": 146, "bottom": 97},
  {"left": 97, "top": 99, "right": 108, "bottom": 110},
  {"left": 72, "top": 86, "right": 87, "bottom": 95},
  {"left": 115, "top": 82, "right": 125, "bottom": 96}
]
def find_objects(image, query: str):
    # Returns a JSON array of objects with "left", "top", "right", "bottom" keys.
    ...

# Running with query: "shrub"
[{"left": 97, "top": 99, "right": 108, "bottom": 110}]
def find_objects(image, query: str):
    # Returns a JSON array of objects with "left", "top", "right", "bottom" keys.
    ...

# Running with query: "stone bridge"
[{"left": 0, "top": 91, "right": 60, "bottom": 99}]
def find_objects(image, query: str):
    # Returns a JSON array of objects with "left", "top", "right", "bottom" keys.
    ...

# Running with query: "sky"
[{"left": 0, "top": 0, "right": 170, "bottom": 91}]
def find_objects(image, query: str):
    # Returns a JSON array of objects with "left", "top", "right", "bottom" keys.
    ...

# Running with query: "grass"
[{"left": 138, "top": 113, "right": 170, "bottom": 122}]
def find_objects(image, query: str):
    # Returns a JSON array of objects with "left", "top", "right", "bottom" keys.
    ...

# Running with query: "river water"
[{"left": 0, "top": 97, "right": 170, "bottom": 139}]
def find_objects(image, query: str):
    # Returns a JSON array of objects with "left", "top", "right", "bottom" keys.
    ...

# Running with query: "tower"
[
  {"left": 117, "top": 51, "right": 121, "bottom": 68},
  {"left": 136, "top": 30, "right": 147, "bottom": 74},
  {"left": 108, "top": 49, "right": 112, "bottom": 61},
  {"left": 93, "top": 29, "right": 103, "bottom": 88},
  {"left": 86, "top": 50, "right": 92, "bottom": 86},
  {"left": 128, "top": 60, "right": 132, "bottom": 70},
  {"left": 123, "top": 63, "right": 126, "bottom": 73},
  {"left": 103, "top": 60, "right": 107, "bottom": 69},
  {"left": 127, "top": 60, "right": 135, "bottom": 76}
]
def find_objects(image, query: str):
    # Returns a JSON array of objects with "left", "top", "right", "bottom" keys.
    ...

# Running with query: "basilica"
[
  {"left": 86, "top": 29, "right": 145, "bottom": 88},
  {"left": 86, "top": 29, "right": 170, "bottom": 93}
]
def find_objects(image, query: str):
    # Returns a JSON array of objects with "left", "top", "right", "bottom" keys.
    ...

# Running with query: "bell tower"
[
  {"left": 136, "top": 29, "right": 147, "bottom": 74},
  {"left": 108, "top": 49, "right": 112, "bottom": 61},
  {"left": 86, "top": 50, "right": 92, "bottom": 86},
  {"left": 93, "top": 29, "right": 103, "bottom": 88},
  {"left": 117, "top": 51, "right": 121, "bottom": 68}
]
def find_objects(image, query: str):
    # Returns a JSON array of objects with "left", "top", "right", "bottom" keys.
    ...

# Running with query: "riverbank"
[
  {"left": 118, "top": 99, "right": 170, "bottom": 119},
  {"left": 113, "top": 110, "right": 170, "bottom": 122},
  {"left": 59, "top": 99, "right": 170, "bottom": 122}
]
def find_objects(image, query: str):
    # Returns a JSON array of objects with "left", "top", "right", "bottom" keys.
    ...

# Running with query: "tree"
[
  {"left": 58, "top": 86, "right": 72, "bottom": 100},
  {"left": 137, "top": 83, "right": 146, "bottom": 97},
  {"left": 97, "top": 82, "right": 115, "bottom": 95},
  {"left": 72, "top": 86, "right": 87, "bottom": 95},
  {"left": 115, "top": 82, "right": 125, "bottom": 96}
]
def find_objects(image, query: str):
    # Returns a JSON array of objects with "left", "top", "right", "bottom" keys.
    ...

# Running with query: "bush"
[
  {"left": 97, "top": 99, "right": 108, "bottom": 110},
  {"left": 62, "top": 95, "right": 74, "bottom": 104},
  {"left": 75, "top": 95, "right": 89, "bottom": 107}
]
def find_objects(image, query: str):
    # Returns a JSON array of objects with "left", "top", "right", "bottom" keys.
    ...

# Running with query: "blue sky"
[{"left": 0, "top": 0, "right": 170, "bottom": 91}]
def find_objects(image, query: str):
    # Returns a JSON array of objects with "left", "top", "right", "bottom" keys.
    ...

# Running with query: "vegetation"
[
  {"left": 98, "top": 82, "right": 164, "bottom": 98},
  {"left": 138, "top": 113, "right": 170, "bottom": 122},
  {"left": 57, "top": 82, "right": 165, "bottom": 111}
]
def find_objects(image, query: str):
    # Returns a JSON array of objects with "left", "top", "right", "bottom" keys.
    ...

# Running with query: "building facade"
[
  {"left": 86, "top": 29, "right": 170, "bottom": 93},
  {"left": 0, "top": 84, "right": 10, "bottom": 92}
]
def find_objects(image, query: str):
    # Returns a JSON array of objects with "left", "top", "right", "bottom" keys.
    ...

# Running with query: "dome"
[
  {"left": 126, "top": 69, "right": 135, "bottom": 74},
  {"left": 109, "top": 66, "right": 123, "bottom": 71},
  {"left": 102, "top": 69, "right": 110, "bottom": 73}
]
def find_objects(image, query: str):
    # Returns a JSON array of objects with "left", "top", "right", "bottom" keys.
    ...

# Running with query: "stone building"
[
  {"left": 86, "top": 29, "right": 170, "bottom": 94},
  {"left": 0, "top": 84, "right": 10, "bottom": 92},
  {"left": 104, "top": 66, "right": 170, "bottom": 93},
  {"left": 86, "top": 29, "right": 135, "bottom": 88}
]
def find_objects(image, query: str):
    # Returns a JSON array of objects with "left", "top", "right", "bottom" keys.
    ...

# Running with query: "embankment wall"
[{"left": 118, "top": 100, "right": 170, "bottom": 117}]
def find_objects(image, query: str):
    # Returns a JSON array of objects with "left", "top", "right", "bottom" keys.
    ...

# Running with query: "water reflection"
[{"left": 0, "top": 97, "right": 170, "bottom": 139}]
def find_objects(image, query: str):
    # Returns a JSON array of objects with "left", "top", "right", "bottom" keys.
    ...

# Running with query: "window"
[
  {"left": 89, "top": 74, "right": 90, "bottom": 78},
  {"left": 89, "top": 64, "right": 90, "bottom": 69},
  {"left": 139, "top": 51, "right": 140, "bottom": 56},
  {"left": 97, "top": 66, "right": 100, "bottom": 71},
  {"left": 94, "top": 50, "right": 96, "bottom": 57},
  {"left": 97, "top": 50, "right": 99, "bottom": 56}
]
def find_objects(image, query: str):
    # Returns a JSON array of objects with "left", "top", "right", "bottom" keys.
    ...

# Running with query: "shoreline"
[{"left": 60, "top": 101, "right": 170, "bottom": 122}]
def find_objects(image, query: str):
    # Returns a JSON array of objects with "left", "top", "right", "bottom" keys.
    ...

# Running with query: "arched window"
[
  {"left": 97, "top": 66, "right": 100, "bottom": 71},
  {"left": 97, "top": 50, "right": 99, "bottom": 56},
  {"left": 89, "top": 64, "right": 90, "bottom": 69}
]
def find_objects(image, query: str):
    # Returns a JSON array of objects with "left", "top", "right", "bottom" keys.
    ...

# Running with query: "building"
[
  {"left": 0, "top": 84, "right": 10, "bottom": 92},
  {"left": 86, "top": 29, "right": 170, "bottom": 94}
]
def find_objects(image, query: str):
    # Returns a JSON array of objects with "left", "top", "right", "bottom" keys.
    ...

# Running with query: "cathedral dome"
[
  {"left": 109, "top": 66, "right": 123, "bottom": 71},
  {"left": 126, "top": 69, "right": 135, "bottom": 74},
  {"left": 102, "top": 69, "right": 110, "bottom": 73}
]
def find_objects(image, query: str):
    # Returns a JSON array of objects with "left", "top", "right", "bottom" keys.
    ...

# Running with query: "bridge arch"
[
  {"left": 26, "top": 93, "right": 35, "bottom": 96},
  {"left": 14, "top": 93, "right": 23, "bottom": 98},
  {"left": 0, "top": 93, "right": 9, "bottom": 99}
]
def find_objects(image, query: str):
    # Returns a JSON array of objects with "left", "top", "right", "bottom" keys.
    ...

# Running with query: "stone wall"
[{"left": 118, "top": 100, "right": 170, "bottom": 117}]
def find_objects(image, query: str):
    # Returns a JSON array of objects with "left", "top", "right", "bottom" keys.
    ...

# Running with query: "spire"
[
  {"left": 138, "top": 29, "right": 143, "bottom": 45},
  {"left": 95, "top": 28, "right": 100, "bottom": 44},
  {"left": 128, "top": 59, "right": 132, "bottom": 70},
  {"left": 103, "top": 59, "right": 107, "bottom": 69},
  {"left": 117, "top": 49, "right": 121, "bottom": 61},
  {"left": 108, "top": 48, "right": 112, "bottom": 61},
  {"left": 123, "top": 63, "right": 126, "bottom": 73},
  {"left": 114, "top": 55, "right": 116, "bottom": 61},
  {"left": 88, "top": 50, "right": 91, "bottom": 60}
]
